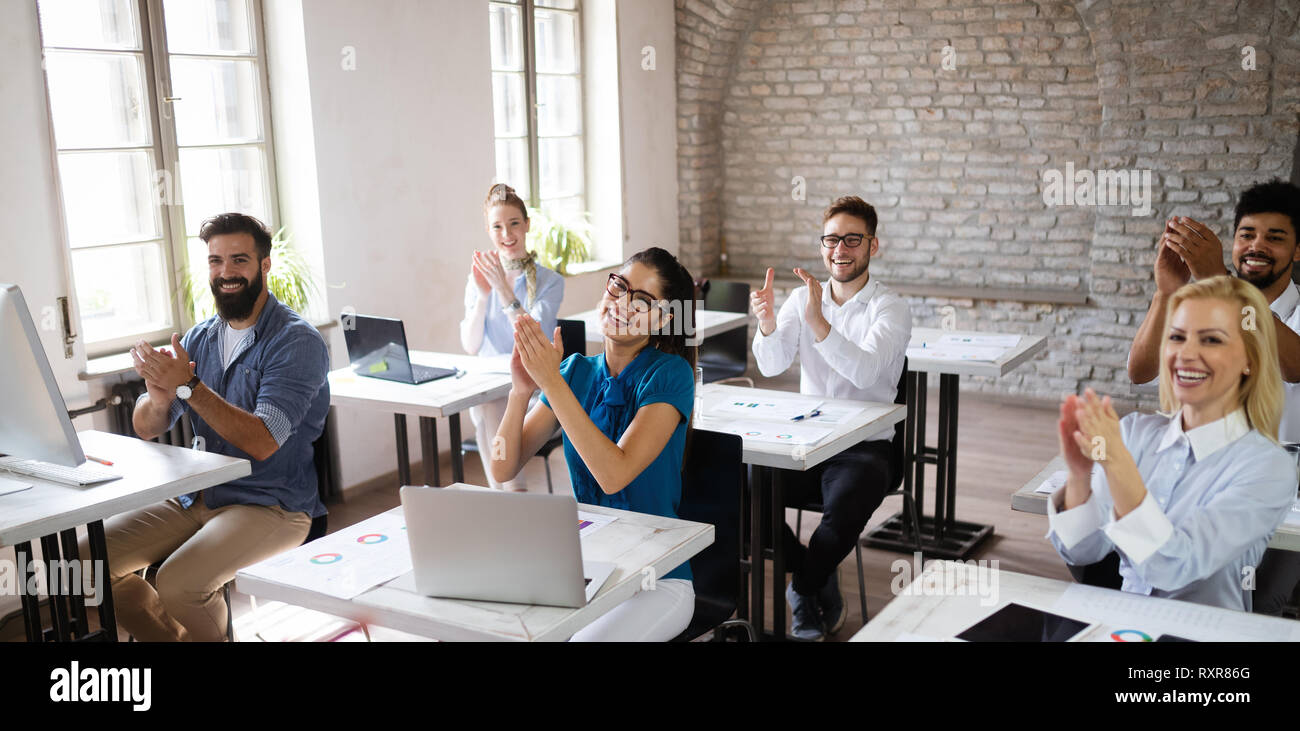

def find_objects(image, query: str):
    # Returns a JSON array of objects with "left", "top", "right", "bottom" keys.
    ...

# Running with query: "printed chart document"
[
  {"left": 937, "top": 333, "right": 1021, "bottom": 348},
  {"left": 240, "top": 510, "right": 412, "bottom": 600},
  {"left": 710, "top": 420, "right": 834, "bottom": 446},
  {"left": 709, "top": 396, "right": 824, "bottom": 422},
  {"left": 1035, "top": 470, "right": 1068, "bottom": 495},
  {"left": 1284, "top": 500, "right": 1300, "bottom": 529},
  {"left": 578, "top": 510, "right": 617, "bottom": 540},
  {"left": 1051, "top": 584, "right": 1300, "bottom": 642},
  {"left": 907, "top": 333, "right": 1021, "bottom": 363}
]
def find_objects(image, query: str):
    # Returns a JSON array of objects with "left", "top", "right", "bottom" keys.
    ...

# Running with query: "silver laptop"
[{"left": 399, "top": 486, "right": 615, "bottom": 608}]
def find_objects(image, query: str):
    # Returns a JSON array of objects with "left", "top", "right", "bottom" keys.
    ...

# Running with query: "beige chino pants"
[{"left": 79, "top": 493, "right": 310, "bottom": 642}]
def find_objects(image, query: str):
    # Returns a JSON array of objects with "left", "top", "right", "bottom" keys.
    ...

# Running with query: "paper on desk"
[
  {"left": 711, "top": 420, "right": 834, "bottom": 446},
  {"left": 906, "top": 344, "right": 1010, "bottom": 363},
  {"left": 1035, "top": 470, "right": 1068, "bottom": 495},
  {"left": 1051, "top": 584, "right": 1281, "bottom": 643},
  {"left": 937, "top": 333, "right": 1021, "bottom": 348},
  {"left": 808, "top": 404, "right": 864, "bottom": 425},
  {"left": 709, "top": 396, "right": 824, "bottom": 422},
  {"left": 1284, "top": 500, "right": 1300, "bottom": 528},
  {"left": 239, "top": 510, "right": 412, "bottom": 600},
  {"left": 578, "top": 510, "right": 617, "bottom": 539}
]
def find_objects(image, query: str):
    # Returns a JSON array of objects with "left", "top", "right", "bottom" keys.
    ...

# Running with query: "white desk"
[
  {"left": 864, "top": 327, "right": 1049, "bottom": 561},
  {"left": 236, "top": 493, "right": 714, "bottom": 641},
  {"left": 0, "top": 430, "right": 250, "bottom": 642},
  {"left": 569, "top": 307, "right": 748, "bottom": 347},
  {"left": 328, "top": 351, "right": 512, "bottom": 486},
  {"left": 694, "top": 383, "right": 905, "bottom": 640},
  {"left": 852, "top": 560, "right": 1300, "bottom": 642},
  {"left": 1012, "top": 455, "right": 1300, "bottom": 552}
]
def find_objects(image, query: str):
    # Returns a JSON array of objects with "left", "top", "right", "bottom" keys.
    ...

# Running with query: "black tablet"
[{"left": 955, "top": 602, "right": 1093, "bottom": 642}]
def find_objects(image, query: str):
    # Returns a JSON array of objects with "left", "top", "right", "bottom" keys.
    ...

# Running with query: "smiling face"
[
  {"left": 598, "top": 261, "right": 671, "bottom": 342},
  {"left": 485, "top": 203, "right": 530, "bottom": 260},
  {"left": 208, "top": 232, "right": 269, "bottom": 322},
  {"left": 821, "top": 212, "right": 877, "bottom": 284},
  {"left": 1164, "top": 297, "right": 1251, "bottom": 423},
  {"left": 1231, "top": 212, "right": 1298, "bottom": 295}
]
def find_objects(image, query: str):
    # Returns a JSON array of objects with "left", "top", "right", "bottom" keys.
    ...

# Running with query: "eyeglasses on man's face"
[
  {"left": 819, "top": 233, "right": 871, "bottom": 248},
  {"left": 606, "top": 273, "right": 668, "bottom": 315}
]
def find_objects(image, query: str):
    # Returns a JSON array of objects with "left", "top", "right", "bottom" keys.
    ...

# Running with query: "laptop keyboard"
[{"left": 412, "top": 364, "right": 447, "bottom": 382}]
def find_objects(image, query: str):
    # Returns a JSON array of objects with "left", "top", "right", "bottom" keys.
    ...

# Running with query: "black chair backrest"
[
  {"left": 890, "top": 356, "right": 908, "bottom": 491},
  {"left": 557, "top": 318, "right": 586, "bottom": 359},
  {"left": 703, "top": 281, "right": 750, "bottom": 314},
  {"left": 678, "top": 430, "right": 744, "bottom": 617}
]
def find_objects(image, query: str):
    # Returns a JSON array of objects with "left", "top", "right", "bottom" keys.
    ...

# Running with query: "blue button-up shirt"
[
  {"left": 459, "top": 265, "right": 564, "bottom": 357},
  {"left": 1047, "top": 409, "right": 1297, "bottom": 611},
  {"left": 146, "top": 293, "right": 331, "bottom": 517}
]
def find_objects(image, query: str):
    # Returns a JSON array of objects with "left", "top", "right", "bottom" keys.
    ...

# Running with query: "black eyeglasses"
[
  {"left": 819, "top": 233, "right": 870, "bottom": 248},
  {"left": 606, "top": 273, "right": 668, "bottom": 315}
]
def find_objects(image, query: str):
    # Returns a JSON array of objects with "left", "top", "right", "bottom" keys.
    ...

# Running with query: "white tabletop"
[
  {"left": 0, "top": 431, "right": 250, "bottom": 547},
  {"left": 906, "top": 327, "right": 1048, "bottom": 377},
  {"left": 852, "top": 560, "right": 1300, "bottom": 642},
  {"left": 569, "top": 308, "right": 748, "bottom": 346},
  {"left": 328, "top": 351, "right": 513, "bottom": 419},
  {"left": 235, "top": 495, "right": 714, "bottom": 641},
  {"left": 694, "top": 384, "right": 905, "bottom": 471},
  {"left": 1011, "top": 455, "right": 1300, "bottom": 552}
]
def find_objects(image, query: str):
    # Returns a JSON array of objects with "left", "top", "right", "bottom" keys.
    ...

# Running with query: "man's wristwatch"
[{"left": 176, "top": 374, "right": 201, "bottom": 401}]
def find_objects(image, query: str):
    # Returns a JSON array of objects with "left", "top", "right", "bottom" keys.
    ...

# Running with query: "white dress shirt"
[
  {"left": 1270, "top": 281, "right": 1300, "bottom": 444},
  {"left": 1047, "top": 408, "right": 1297, "bottom": 611},
  {"left": 752, "top": 276, "right": 913, "bottom": 441}
]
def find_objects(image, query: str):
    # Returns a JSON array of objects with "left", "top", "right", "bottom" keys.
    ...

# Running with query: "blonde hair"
[{"left": 1158, "top": 275, "right": 1284, "bottom": 442}]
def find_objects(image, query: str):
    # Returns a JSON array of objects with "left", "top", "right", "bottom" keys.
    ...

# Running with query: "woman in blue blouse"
[
  {"left": 459, "top": 184, "right": 564, "bottom": 491},
  {"left": 492, "top": 247, "right": 697, "bottom": 641},
  {"left": 1049, "top": 276, "right": 1296, "bottom": 611}
]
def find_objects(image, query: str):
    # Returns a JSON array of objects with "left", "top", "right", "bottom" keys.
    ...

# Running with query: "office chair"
[
  {"left": 671, "top": 430, "right": 756, "bottom": 641},
  {"left": 698, "top": 280, "right": 752, "bottom": 385},
  {"left": 791, "top": 357, "right": 922, "bottom": 623},
  {"left": 462, "top": 318, "right": 587, "bottom": 493}
]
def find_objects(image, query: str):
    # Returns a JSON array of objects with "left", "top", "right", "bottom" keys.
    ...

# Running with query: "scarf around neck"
[{"left": 502, "top": 251, "right": 538, "bottom": 309}]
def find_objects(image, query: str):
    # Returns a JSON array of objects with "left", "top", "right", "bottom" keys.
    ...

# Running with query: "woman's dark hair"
[
  {"left": 199, "top": 212, "right": 273, "bottom": 259},
  {"left": 625, "top": 247, "right": 698, "bottom": 370}
]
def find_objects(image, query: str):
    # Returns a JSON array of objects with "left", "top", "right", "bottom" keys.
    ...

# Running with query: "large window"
[
  {"left": 38, "top": 0, "right": 277, "bottom": 355},
  {"left": 489, "top": 0, "right": 585, "bottom": 219}
]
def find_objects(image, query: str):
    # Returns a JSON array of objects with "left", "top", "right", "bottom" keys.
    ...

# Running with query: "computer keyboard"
[{"left": 0, "top": 456, "right": 121, "bottom": 486}]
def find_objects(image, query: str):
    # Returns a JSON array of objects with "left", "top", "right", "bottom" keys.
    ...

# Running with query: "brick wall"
[{"left": 676, "top": 0, "right": 1300, "bottom": 407}]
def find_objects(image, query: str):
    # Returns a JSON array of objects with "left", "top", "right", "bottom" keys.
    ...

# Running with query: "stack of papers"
[
  {"left": 1284, "top": 499, "right": 1300, "bottom": 529},
  {"left": 239, "top": 511, "right": 412, "bottom": 600},
  {"left": 710, "top": 396, "right": 824, "bottom": 422},
  {"left": 907, "top": 333, "right": 1021, "bottom": 363},
  {"left": 1034, "top": 470, "right": 1067, "bottom": 495}
]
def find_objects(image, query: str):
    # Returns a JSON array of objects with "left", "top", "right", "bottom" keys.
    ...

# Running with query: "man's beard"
[
  {"left": 828, "top": 257, "right": 869, "bottom": 283},
  {"left": 1233, "top": 253, "right": 1290, "bottom": 292},
  {"left": 211, "top": 267, "right": 265, "bottom": 321}
]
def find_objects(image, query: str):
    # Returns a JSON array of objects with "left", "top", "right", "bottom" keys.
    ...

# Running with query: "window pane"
[
  {"left": 72, "top": 242, "right": 171, "bottom": 343},
  {"left": 38, "top": 0, "right": 139, "bottom": 50},
  {"left": 58, "top": 150, "right": 159, "bottom": 247},
  {"left": 538, "top": 137, "right": 583, "bottom": 200},
  {"left": 162, "top": 0, "right": 254, "bottom": 55},
  {"left": 44, "top": 51, "right": 151, "bottom": 149},
  {"left": 169, "top": 57, "right": 263, "bottom": 145},
  {"left": 178, "top": 146, "right": 271, "bottom": 236},
  {"left": 495, "top": 138, "right": 530, "bottom": 202},
  {"left": 536, "top": 75, "right": 582, "bottom": 137},
  {"left": 537, "top": 0, "right": 578, "bottom": 9},
  {"left": 489, "top": 3, "right": 523, "bottom": 71},
  {"left": 492, "top": 72, "right": 527, "bottom": 138},
  {"left": 534, "top": 9, "right": 578, "bottom": 74},
  {"left": 540, "top": 196, "right": 583, "bottom": 220}
]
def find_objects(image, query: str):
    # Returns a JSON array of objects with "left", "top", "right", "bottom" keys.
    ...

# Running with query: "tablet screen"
[{"left": 955, "top": 602, "right": 1091, "bottom": 642}]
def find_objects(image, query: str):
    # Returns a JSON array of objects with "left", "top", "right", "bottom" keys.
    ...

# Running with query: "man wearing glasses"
[{"left": 750, "top": 195, "right": 913, "bottom": 640}]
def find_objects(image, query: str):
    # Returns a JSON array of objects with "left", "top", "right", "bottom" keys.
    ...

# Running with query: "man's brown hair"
[{"left": 822, "top": 195, "right": 877, "bottom": 236}]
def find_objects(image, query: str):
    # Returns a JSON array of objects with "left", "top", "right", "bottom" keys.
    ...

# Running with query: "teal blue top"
[{"left": 541, "top": 346, "right": 694, "bottom": 582}]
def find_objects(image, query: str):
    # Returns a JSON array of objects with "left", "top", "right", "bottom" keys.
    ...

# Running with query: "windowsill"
[
  {"left": 79, "top": 318, "right": 339, "bottom": 381},
  {"left": 564, "top": 258, "right": 621, "bottom": 276}
]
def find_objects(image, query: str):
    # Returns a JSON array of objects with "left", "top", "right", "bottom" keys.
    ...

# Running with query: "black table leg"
[
  {"left": 902, "top": 371, "right": 918, "bottom": 544},
  {"left": 748, "top": 464, "right": 764, "bottom": 637},
  {"left": 912, "top": 372, "right": 928, "bottom": 512},
  {"left": 934, "top": 376, "right": 952, "bottom": 543},
  {"left": 59, "top": 528, "right": 88, "bottom": 639},
  {"left": 40, "top": 534, "right": 71, "bottom": 642},
  {"left": 449, "top": 413, "right": 464, "bottom": 484},
  {"left": 394, "top": 414, "right": 411, "bottom": 486},
  {"left": 943, "top": 374, "right": 960, "bottom": 531},
  {"left": 737, "top": 465, "right": 750, "bottom": 622},
  {"left": 16, "top": 542, "right": 42, "bottom": 642},
  {"left": 770, "top": 468, "right": 786, "bottom": 641},
  {"left": 419, "top": 416, "right": 441, "bottom": 487},
  {"left": 87, "top": 520, "right": 117, "bottom": 641}
]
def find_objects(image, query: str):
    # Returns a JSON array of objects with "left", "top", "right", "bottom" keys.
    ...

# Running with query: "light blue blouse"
[
  {"left": 1047, "top": 408, "right": 1297, "bottom": 611},
  {"left": 459, "top": 263, "right": 564, "bottom": 357}
]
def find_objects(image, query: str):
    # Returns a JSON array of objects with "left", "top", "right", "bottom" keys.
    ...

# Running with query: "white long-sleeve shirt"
[{"left": 752, "top": 277, "right": 913, "bottom": 441}]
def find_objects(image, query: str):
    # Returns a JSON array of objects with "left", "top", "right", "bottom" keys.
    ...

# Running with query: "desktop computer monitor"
[{"left": 0, "top": 283, "right": 84, "bottom": 467}]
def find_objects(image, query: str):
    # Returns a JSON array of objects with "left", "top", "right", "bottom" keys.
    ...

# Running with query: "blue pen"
[{"left": 791, "top": 409, "right": 822, "bottom": 422}]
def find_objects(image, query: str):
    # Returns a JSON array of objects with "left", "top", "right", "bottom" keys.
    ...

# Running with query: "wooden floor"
[{"left": 1, "top": 365, "right": 1069, "bottom": 642}]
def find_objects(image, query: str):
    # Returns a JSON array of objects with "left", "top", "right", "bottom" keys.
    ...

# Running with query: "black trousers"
[
  {"left": 774, "top": 439, "right": 894, "bottom": 596},
  {"left": 1254, "top": 548, "right": 1300, "bottom": 616}
]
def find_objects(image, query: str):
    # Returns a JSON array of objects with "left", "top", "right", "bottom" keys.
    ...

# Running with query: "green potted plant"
[
  {"left": 527, "top": 207, "right": 593, "bottom": 275},
  {"left": 179, "top": 227, "right": 319, "bottom": 322}
]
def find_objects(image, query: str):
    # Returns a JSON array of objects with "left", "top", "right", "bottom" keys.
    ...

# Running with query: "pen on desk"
[
  {"left": 85, "top": 455, "right": 113, "bottom": 466},
  {"left": 791, "top": 409, "right": 822, "bottom": 422}
]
